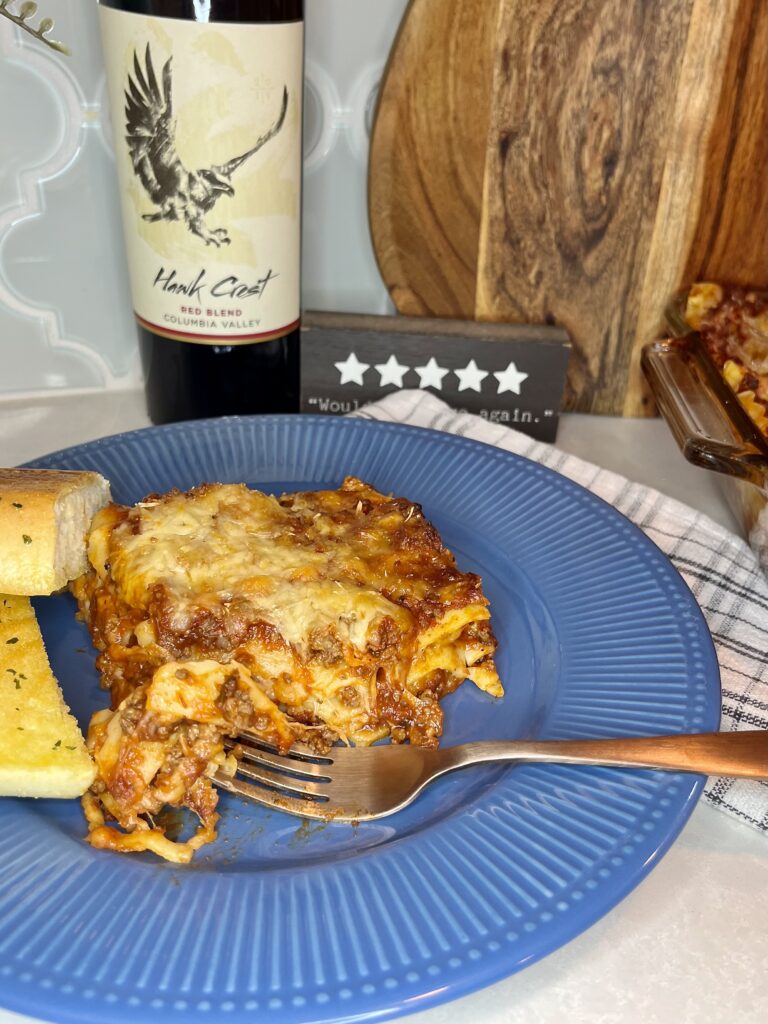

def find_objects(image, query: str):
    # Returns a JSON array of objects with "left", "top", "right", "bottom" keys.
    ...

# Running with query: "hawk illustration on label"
[{"left": 125, "top": 44, "right": 288, "bottom": 247}]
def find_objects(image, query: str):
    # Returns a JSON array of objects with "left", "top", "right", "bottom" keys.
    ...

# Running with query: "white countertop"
[{"left": 0, "top": 389, "right": 765, "bottom": 1024}]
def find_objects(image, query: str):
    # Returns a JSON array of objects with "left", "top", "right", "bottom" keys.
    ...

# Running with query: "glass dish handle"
[{"left": 642, "top": 337, "right": 768, "bottom": 490}]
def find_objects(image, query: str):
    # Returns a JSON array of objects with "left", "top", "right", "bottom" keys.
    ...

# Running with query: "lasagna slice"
[
  {"left": 71, "top": 477, "right": 502, "bottom": 862},
  {"left": 684, "top": 282, "right": 768, "bottom": 439}
]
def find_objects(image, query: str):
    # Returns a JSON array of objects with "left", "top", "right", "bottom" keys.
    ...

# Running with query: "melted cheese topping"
[
  {"left": 684, "top": 281, "right": 723, "bottom": 331},
  {"left": 724, "top": 360, "right": 768, "bottom": 435},
  {"left": 93, "top": 485, "right": 413, "bottom": 652}
]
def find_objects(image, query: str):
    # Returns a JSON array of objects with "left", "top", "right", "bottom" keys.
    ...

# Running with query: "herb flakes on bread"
[{"left": 0, "top": 594, "right": 95, "bottom": 798}]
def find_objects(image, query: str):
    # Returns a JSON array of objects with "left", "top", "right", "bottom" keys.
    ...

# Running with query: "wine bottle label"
[{"left": 99, "top": 7, "right": 302, "bottom": 344}]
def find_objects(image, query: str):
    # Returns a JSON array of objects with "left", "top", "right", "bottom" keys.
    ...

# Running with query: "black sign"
[{"left": 300, "top": 312, "right": 571, "bottom": 442}]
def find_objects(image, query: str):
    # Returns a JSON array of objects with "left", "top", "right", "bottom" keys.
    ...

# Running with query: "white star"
[
  {"left": 494, "top": 361, "right": 529, "bottom": 395},
  {"left": 414, "top": 357, "right": 450, "bottom": 391},
  {"left": 454, "top": 359, "right": 488, "bottom": 393},
  {"left": 334, "top": 351, "right": 370, "bottom": 386},
  {"left": 375, "top": 354, "right": 410, "bottom": 388}
]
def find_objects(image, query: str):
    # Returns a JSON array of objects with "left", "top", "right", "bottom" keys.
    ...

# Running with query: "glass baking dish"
[{"left": 641, "top": 332, "right": 768, "bottom": 572}]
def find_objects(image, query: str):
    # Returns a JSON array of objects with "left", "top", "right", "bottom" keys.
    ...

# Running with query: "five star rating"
[{"left": 333, "top": 353, "right": 529, "bottom": 394}]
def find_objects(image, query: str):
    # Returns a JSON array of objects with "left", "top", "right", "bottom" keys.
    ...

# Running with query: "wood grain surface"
[
  {"left": 368, "top": 0, "right": 498, "bottom": 317},
  {"left": 680, "top": 2, "right": 768, "bottom": 287},
  {"left": 477, "top": 0, "right": 699, "bottom": 414},
  {"left": 369, "top": 0, "right": 768, "bottom": 415}
]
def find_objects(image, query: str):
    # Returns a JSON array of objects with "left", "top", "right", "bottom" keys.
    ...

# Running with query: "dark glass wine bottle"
[{"left": 98, "top": 0, "right": 303, "bottom": 424}]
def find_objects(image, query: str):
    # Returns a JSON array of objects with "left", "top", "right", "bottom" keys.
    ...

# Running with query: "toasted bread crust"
[{"left": 0, "top": 468, "right": 110, "bottom": 595}]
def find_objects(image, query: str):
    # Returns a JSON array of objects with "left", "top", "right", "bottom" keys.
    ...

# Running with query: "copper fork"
[{"left": 212, "top": 729, "right": 768, "bottom": 822}]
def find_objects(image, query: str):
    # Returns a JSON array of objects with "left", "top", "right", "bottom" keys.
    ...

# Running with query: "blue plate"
[{"left": 0, "top": 416, "right": 719, "bottom": 1024}]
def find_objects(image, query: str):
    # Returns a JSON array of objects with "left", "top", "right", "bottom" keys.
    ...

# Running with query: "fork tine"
[
  {"left": 214, "top": 770, "right": 337, "bottom": 821},
  {"left": 228, "top": 740, "right": 333, "bottom": 781},
  {"left": 235, "top": 731, "right": 332, "bottom": 763},
  {"left": 231, "top": 759, "right": 330, "bottom": 801}
]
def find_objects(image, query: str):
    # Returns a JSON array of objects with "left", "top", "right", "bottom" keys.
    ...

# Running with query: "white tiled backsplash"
[{"left": 0, "top": 0, "right": 408, "bottom": 395}]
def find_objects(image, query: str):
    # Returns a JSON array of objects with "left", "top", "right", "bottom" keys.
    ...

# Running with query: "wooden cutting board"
[
  {"left": 369, "top": 0, "right": 768, "bottom": 415},
  {"left": 369, "top": 0, "right": 497, "bottom": 319}
]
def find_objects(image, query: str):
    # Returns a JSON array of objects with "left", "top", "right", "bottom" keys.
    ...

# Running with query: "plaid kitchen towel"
[{"left": 353, "top": 390, "right": 768, "bottom": 834}]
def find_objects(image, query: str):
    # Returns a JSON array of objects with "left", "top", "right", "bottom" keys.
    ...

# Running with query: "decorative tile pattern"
[{"left": 0, "top": 0, "right": 406, "bottom": 395}]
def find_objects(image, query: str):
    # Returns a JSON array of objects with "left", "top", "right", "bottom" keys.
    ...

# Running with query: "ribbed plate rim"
[{"left": 0, "top": 414, "right": 720, "bottom": 1024}]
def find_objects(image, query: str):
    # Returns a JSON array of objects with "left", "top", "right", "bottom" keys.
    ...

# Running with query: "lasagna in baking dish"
[
  {"left": 684, "top": 282, "right": 768, "bottom": 439},
  {"left": 71, "top": 477, "right": 502, "bottom": 862}
]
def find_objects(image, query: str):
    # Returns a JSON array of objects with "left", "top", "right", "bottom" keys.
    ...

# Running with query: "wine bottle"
[{"left": 98, "top": 0, "right": 303, "bottom": 424}]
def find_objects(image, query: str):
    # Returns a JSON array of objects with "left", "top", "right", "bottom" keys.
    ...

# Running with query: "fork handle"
[{"left": 449, "top": 731, "right": 768, "bottom": 779}]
